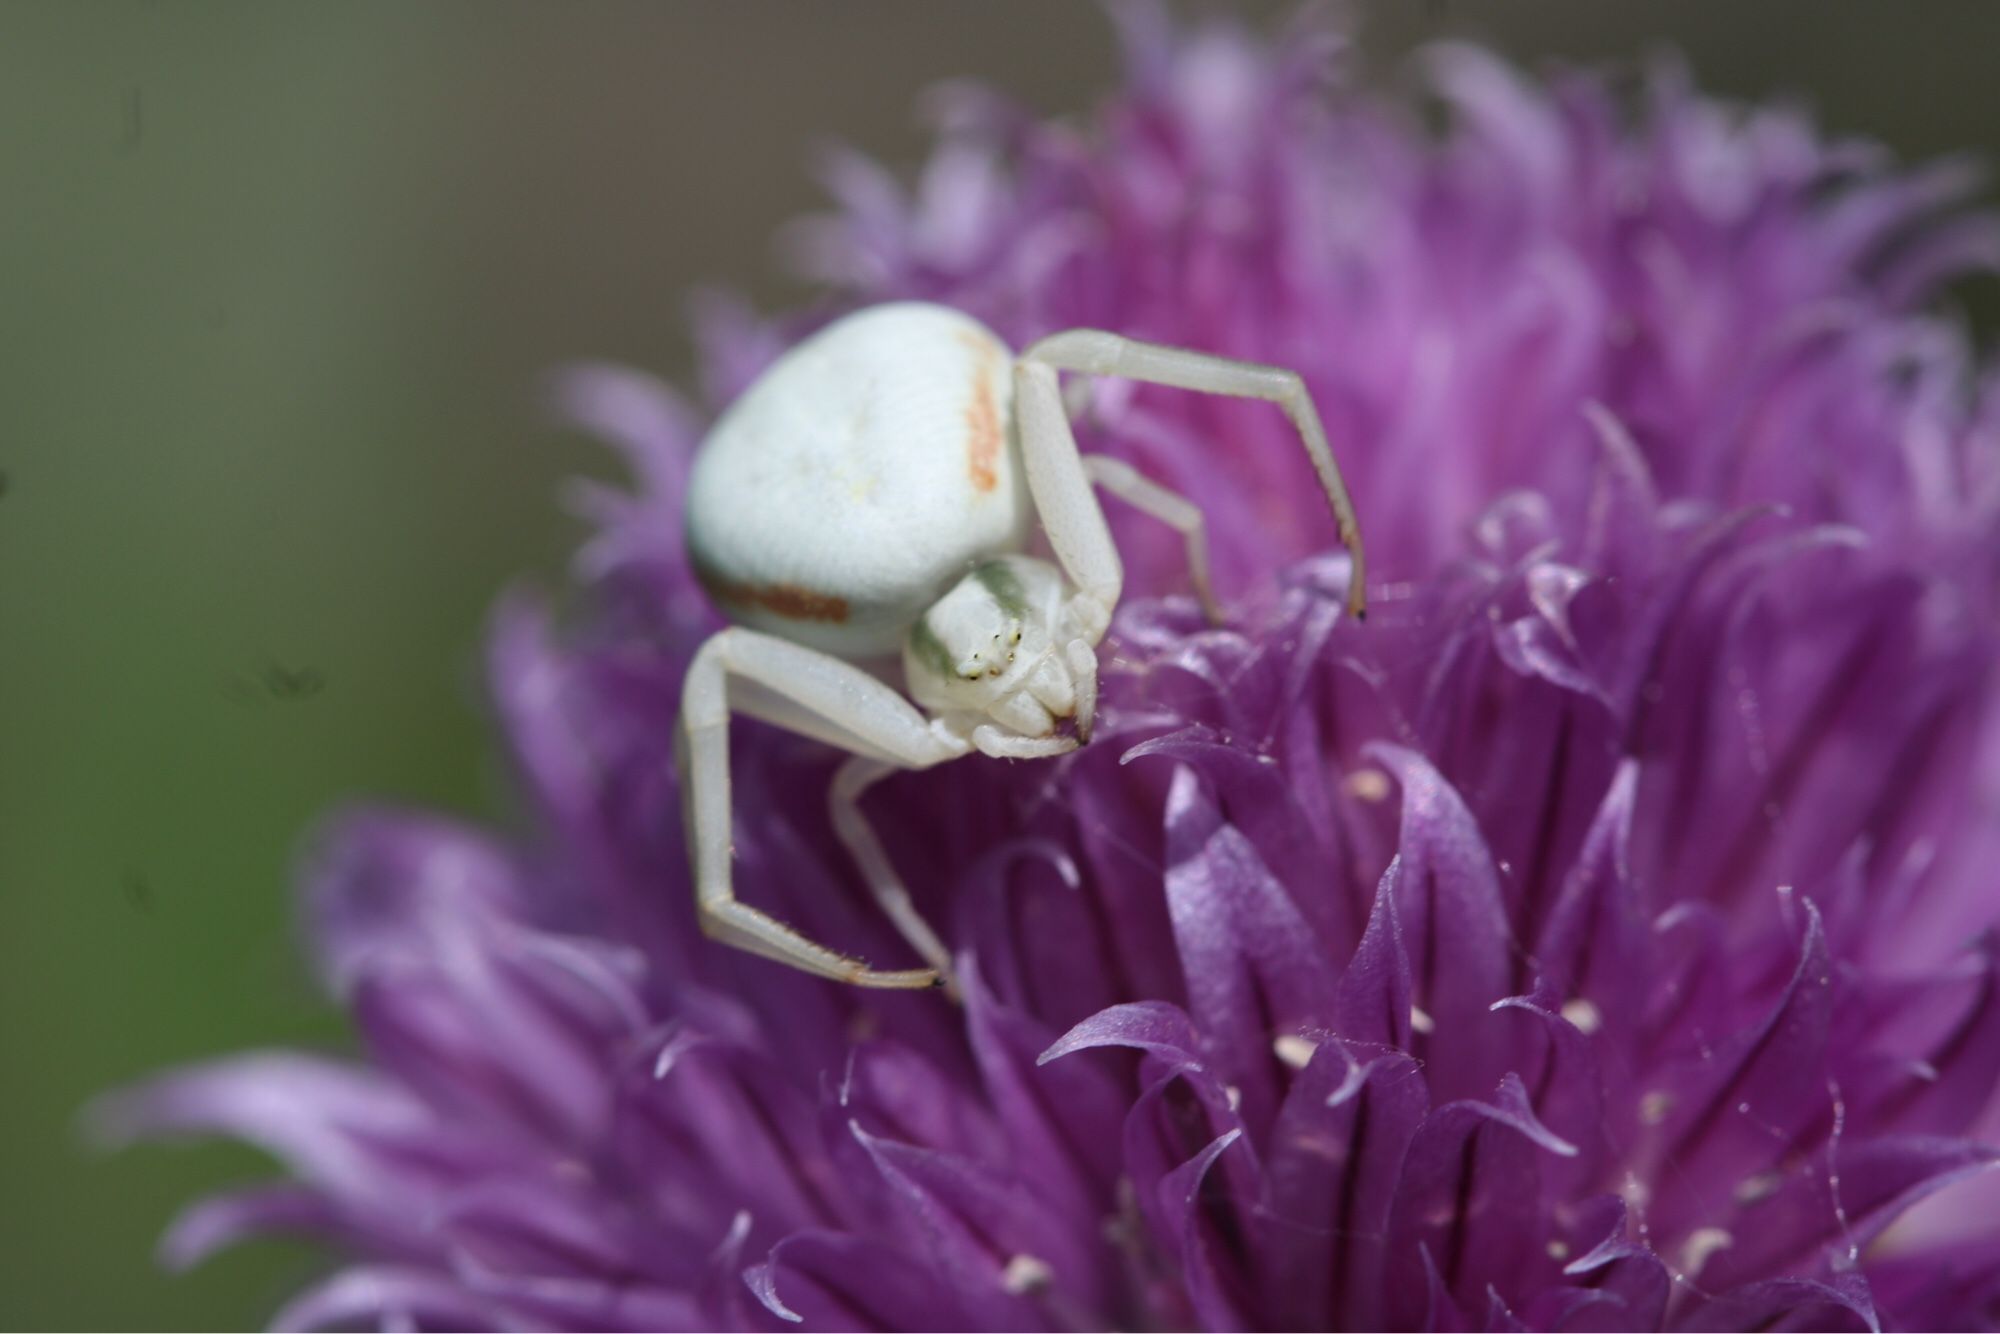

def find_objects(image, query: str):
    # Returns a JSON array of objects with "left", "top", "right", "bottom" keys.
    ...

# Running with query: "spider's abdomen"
[{"left": 686, "top": 303, "right": 1031, "bottom": 657}]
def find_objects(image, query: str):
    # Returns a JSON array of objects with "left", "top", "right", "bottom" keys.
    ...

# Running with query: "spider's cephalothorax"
[
  {"left": 903, "top": 556, "right": 1097, "bottom": 745},
  {"left": 678, "top": 303, "right": 1364, "bottom": 989}
]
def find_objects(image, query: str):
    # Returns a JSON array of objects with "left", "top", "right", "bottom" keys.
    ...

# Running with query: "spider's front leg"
[
  {"left": 1024, "top": 329, "right": 1368, "bottom": 620},
  {"left": 1012, "top": 361, "right": 1125, "bottom": 743},
  {"left": 680, "top": 628, "right": 970, "bottom": 989},
  {"left": 1013, "top": 359, "right": 1122, "bottom": 644}
]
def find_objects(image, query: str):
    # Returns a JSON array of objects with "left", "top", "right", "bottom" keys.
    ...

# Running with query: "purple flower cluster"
[{"left": 104, "top": 7, "right": 2000, "bottom": 1329}]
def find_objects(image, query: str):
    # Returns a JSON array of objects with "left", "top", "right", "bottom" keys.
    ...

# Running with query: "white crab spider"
[{"left": 679, "top": 302, "right": 1365, "bottom": 989}]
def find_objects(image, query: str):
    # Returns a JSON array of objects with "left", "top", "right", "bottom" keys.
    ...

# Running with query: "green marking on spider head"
[
  {"left": 907, "top": 614, "right": 958, "bottom": 680},
  {"left": 972, "top": 559, "right": 1027, "bottom": 617}
]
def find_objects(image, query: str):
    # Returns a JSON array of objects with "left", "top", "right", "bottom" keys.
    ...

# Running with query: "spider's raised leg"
[
  {"left": 1025, "top": 330, "right": 1367, "bottom": 619},
  {"left": 1009, "top": 361, "right": 1123, "bottom": 748},
  {"left": 1012, "top": 359, "right": 1123, "bottom": 641},
  {"left": 1081, "top": 454, "right": 1221, "bottom": 625},
  {"left": 681, "top": 628, "right": 970, "bottom": 989}
]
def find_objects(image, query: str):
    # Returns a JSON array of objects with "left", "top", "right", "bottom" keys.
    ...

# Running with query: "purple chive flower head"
[{"left": 99, "top": 7, "right": 2000, "bottom": 1330}]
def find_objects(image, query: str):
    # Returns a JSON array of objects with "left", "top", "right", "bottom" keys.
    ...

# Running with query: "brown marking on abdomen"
[
  {"left": 697, "top": 563, "right": 850, "bottom": 624},
  {"left": 958, "top": 332, "right": 1003, "bottom": 493}
]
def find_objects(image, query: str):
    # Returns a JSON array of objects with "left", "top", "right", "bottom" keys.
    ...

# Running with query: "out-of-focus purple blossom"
[{"left": 99, "top": 6, "right": 2000, "bottom": 1330}]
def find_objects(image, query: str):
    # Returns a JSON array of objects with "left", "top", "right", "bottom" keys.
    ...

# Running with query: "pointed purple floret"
[{"left": 102, "top": 6, "right": 2000, "bottom": 1329}]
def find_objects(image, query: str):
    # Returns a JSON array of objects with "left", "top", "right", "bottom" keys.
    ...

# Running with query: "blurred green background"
[{"left": 4, "top": 4, "right": 1997, "bottom": 1328}]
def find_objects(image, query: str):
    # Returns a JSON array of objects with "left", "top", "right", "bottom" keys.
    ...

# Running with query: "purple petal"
[
  {"left": 1160, "top": 764, "right": 1337, "bottom": 1126},
  {"left": 1365, "top": 744, "right": 1516, "bottom": 1101},
  {"left": 1038, "top": 1000, "right": 1202, "bottom": 1072},
  {"left": 1849, "top": 935, "right": 2000, "bottom": 1138},
  {"left": 1677, "top": 1271, "right": 1879, "bottom": 1333},
  {"left": 300, "top": 809, "right": 525, "bottom": 1000},
  {"left": 158, "top": 1185, "right": 352, "bottom": 1272},
  {"left": 545, "top": 363, "right": 700, "bottom": 507},
  {"left": 848, "top": 1122, "right": 1077, "bottom": 1330},
  {"left": 1335, "top": 857, "right": 1415, "bottom": 1051},
  {"left": 745, "top": 1230, "right": 963, "bottom": 1333},
  {"left": 1386, "top": 1074, "right": 1579, "bottom": 1324},
  {"left": 269, "top": 1265, "right": 510, "bottom": 1333},
  {"left": 1532, "top": 759, "right": 1646, "bottom": 1037},
  {"left": 1538, "top": 1199, "right": 1670, "bottom": 1333},
  {"left": 1699, "top": 1135, "right": 1998, "bottom": 1291},
  {"left": 962, "top": 965, "right": 1127, "bottom": 1265},
  {"left": 1257, "top": 1041, "right": 1428, "bottom": 1329},
  {"left": 1155, "top": 1128, "right": 1251, "bottom": 1332},
  {"left": 90, "top": 1053, "right": 481, "bottom": 1231},
  {"left": 1647, "top": 901, "right": 1837, "bottom": 1239}
]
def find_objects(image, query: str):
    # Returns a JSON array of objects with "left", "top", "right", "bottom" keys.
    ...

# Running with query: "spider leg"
[
  {"left": 680, "top": 628, "right": 970, "bottom": 989},
  {"left": 1013, "top": 358, "right": 1122, "bottom": 640},
  {"left": 829, "top": 756, "right": 961, "bottom": 988},
  {"left": 1006, "top": 360, "right": 1119, "bottom": 747},
  {"left": 1081, "top": 454, "right": 1222, "bottom": 625},
  {"left": 1024, "top": 330, "right": 1367, "bottom": 619}
]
